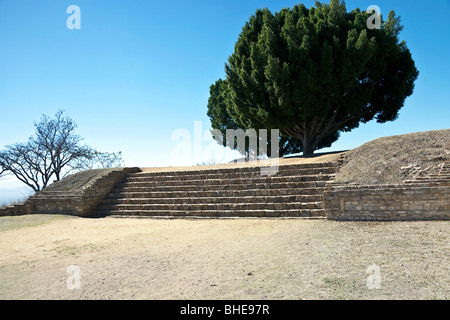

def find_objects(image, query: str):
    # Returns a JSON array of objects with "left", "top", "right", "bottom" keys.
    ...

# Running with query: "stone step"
[
  {"left": 405, "top": 177, "right": 450, "bottom": 183},
  {"left": 129, "top": 167, "right": 337, "bottom": 181},
  {"left": 97, "top": 201, "right": 324, "bottom": 211},
  {"left": 414, "top": 176, "right": 450, "bottom": 180},
  {"left": 119, "top": 174, "right": 335, "bottom": 188},
  {"left": 0, "top": 204, "right": 27, "bottom": 216},
  {"left": 428, "top": 175, "right": 450, "bottom": 179},
  {"left": 112, "top": 181, "right": 328, "bottom": 193},
  {"left": 403, "top": 179, "right": 450, "bottom": 186},
  {"left": 136, "top": 162, "right": 337, "bottom": 178},
  {"left": 96, "top": 208, "right": 326, "bottom": 218},
  {"left": 107, "top": 187, "right": 324, "bottom": 199},
  {"left": 93, "top": 161, "right": 341, "bottom": 218},
  {"left": 102, "top": 194, "right": 324, "bottom": 205}
]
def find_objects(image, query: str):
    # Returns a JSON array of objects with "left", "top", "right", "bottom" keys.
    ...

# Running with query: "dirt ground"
[{"left": 0, "top": 214, "right": 448, "bottom": 300}]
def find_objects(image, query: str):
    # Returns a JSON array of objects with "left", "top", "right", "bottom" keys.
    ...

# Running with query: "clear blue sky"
[{"left": 0, "top": 0, "right": 449, "bottom": 200}]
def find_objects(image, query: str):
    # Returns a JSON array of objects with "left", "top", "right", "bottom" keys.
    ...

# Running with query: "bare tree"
[
  {"left": 0, "top": 110, "right": 124, "bottom": 191},
  {"left": 32, "top": 109, "right": 92, "bottom": 181},
  {"left": 0, "top": 142, "right": 53, "bottom": 192},
  {"left": 90, "top": 151, "right": 124, "bottom": 169},
  {"left": 67, "top": 150, "right": 124, "bottom": 173}
]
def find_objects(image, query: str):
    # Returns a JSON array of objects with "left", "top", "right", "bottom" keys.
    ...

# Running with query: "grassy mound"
[
  {"left": 334, "top": 129, "right": 450, "bottom": 185},
  {"left": 43, "top": 168, "right": 118, "bottom": 192}
]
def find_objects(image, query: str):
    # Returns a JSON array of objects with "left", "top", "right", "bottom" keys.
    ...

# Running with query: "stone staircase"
[
  {"left": 403, "top": 162, "right": 450, "bottom": 186},
  {"left": 94, "top": 161, "right": 341, "bottom": 218}
]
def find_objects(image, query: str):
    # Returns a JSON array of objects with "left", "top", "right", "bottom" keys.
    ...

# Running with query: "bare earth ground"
[{"left": 0, "top": 215, "right": 448, "bottom": 300}]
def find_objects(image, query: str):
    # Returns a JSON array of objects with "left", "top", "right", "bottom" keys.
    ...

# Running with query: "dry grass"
[
  {"left": 43, "top": 168, "right": 118, "bottom": 193},
  {"left": 0, "top": 215, "right": 448, "bottom": 300},
  {"left": 334, "top": 129, "right": 450, "bottom": 185}
]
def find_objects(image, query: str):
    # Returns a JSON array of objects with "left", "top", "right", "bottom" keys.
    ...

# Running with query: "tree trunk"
[
  {"left": 282, "top": 127, "right": 317, "bottom": 156},
  {"left": 302, "top": 138, "right": 314, "bottom": 156}
]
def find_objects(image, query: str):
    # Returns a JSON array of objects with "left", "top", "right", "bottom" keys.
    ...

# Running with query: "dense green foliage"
[
  {"left": 207, "top": 78, "right": 338, "bottom": 157},
  {"left": 208, "top": 0, "right": 419, "bottom": 155}
]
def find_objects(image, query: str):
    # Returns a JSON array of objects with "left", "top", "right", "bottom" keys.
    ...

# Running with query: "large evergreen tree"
[
  {"left": 207, "top": 78, "right": 338, "bottom": 157},
  {"left": 209, "top": 0, "right": 419, "bottom": 155}
]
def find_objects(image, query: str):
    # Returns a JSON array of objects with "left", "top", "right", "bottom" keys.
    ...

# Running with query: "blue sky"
[{"left": 0, "top": 0, "right": 449, "bottom": 201}]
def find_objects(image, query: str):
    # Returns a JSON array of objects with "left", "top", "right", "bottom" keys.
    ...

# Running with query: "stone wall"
[
  {"left": 2, "top": 160, "right": 448, "bottom": 221},
  {"left": 324, "top": 183, "right": 450, "bottom": 221},
  {"left": 0, "top": 204, "right": 30, "bottom": 217},
  {"left": 0, "top": 167, "right": 141, "bottom": 217}
]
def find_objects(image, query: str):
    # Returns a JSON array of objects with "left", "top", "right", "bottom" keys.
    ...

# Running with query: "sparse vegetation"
[
  {"left": 0, "top": 214, "right": 68, "bottom": 232},
  {"left": 334, "top": 129, "right": 450, "bottom": 185},
  {"left": 0, "top": 216, "right": 448, "bottom": 299},
  {"left": 42, "top": 168, "right": 117, "bottom": 192}
]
